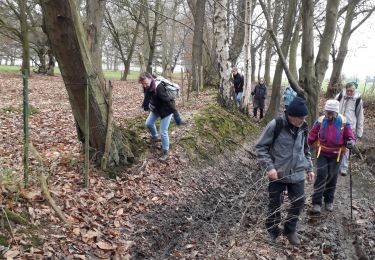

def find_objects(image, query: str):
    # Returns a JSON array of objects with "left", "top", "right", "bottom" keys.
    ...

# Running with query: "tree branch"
[{"left": 258, "top": 0, "right": 305, "bottom": 96}]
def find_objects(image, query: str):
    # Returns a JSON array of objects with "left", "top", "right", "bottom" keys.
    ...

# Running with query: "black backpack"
[
  {"left": 337, "top": 91, "right": 362, "bottom": 115},
  {"left": 272, "top": 117, "right": 309, "bottom": 153}
]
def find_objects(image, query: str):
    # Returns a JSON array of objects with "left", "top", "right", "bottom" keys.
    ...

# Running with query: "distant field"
[{"left": 0, "top": 65, "right": 183, "bottom": 81}]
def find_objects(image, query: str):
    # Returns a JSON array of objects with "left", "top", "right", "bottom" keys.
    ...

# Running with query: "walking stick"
[{"left": 349, "top": 148, "right": 353, "bottom": 221}]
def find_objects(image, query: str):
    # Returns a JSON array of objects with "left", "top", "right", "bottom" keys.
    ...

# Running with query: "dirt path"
[{"left": 124, "top": 141, "right": 375, "bottom": 259}]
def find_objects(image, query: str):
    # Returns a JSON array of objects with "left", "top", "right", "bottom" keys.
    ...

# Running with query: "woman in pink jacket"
[{"left": 308, "top": 100, "right": 355, "bottom": 213}]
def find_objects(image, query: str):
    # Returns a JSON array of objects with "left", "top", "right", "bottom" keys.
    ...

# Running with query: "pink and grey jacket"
[{"left": 308, "top": 114, "right": 355, "bottom": 159}]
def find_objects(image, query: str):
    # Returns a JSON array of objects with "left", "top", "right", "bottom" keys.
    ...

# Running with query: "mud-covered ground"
[{"left": 125, "top": 141, "right": 375, "bottom": 259}]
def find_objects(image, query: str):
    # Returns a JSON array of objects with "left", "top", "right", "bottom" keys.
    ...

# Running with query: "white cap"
[{"left": 324, "top": 99, "right": 340, "bottom": 113}]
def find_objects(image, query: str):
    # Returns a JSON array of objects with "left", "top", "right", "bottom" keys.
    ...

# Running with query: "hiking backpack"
[
  {"left": 336, "top": 91, "right": 362, "bottom": 115},
  {"left": 155, "top": 76, "right": 180, "bottom": 100},
  {"left": 272, "top": 117, "right": 309, "bottom": 152}
]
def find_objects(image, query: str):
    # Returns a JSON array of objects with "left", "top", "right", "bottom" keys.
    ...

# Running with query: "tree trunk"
[
  {"left": 242, "top": 0, "right": 252, "bottom": 113},
  {"left": 18, "top": 0, "right": 30, "bottom": 74},
  {"left": 263, "top": 0, "right": 281, "bottom": 84},
  {"left": 123, "top": 11, "right": 141, "bottom": 80},
  {"left": 86, "top": 0, "right": 106, "bottom": 82},
  {"left": 46, "top": 50, "right": 55, "bottom": 76},
  {"left": 299, "top": 0, "right": 339, "bottom": 124},
  {"left": 41, "top": 0, "right": 132, "bottom": 168},
  {"left": 265, "top": 0, "right": 297, "bottom": 120},
  {"left": 214, "top": 0, "right": 234, "bottom": 109},
  {"left": 289, "top": 9, "right": 302, "bottom": 80},
  {"left": 146, "top": 0, "right": 161, "bottom": 74},
  {"left": 250, "top": 46, "right": 256, "bottom": 83},
  {"left": 229, "top": 0, "right": 246, "bottom": 65},
  {"left": 326, "top": 0, "right": 371, "bottom": 98},
  {"left": 191, "top": 0, "right": 206, "bottom": 91},
  {"left": 36, "top": 46, "right": 47, "bottom": 74}
]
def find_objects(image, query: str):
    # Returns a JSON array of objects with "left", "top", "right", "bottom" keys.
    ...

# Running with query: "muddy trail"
[{"left": 124, "top": 141, "right": 375, "bottom": 259}]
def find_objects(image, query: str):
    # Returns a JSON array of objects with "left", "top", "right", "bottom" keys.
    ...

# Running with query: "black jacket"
[
  {"left": 233, "top": 73, "right": 244, "bottom": 93},
  {"left": 144, "top": 80, "right": 176, "bottom": 118}
]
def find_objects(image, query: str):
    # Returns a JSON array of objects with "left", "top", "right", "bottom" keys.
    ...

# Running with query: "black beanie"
[{"left": 286, "top": 97, "right": 308, "bottom": 117}]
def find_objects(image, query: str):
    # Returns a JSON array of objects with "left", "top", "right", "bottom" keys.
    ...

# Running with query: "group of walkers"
[
  {"left": 138, "top": 69, "right": 365, "bottom": 246},
  {"left": 232, "top": 67, "right": 267, "bottom": 119},
  {"left": 255, "top": 81, "right": 364, "bottom": 245}
]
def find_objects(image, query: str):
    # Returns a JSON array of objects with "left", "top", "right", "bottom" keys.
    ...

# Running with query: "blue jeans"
[
  {"left": 173, "top": 111, "right": 182, "bottom": 125},
  {"left": 266, "top": 181, "right": 305, "bottom": 236},
  {"left": 236, "top": 92, "right": 243, "bottom": 104},
  {"left": 312, "top": 155, "right": 341, "bottom": 205},
  {"left": 145, "top": 112, "right": 173, "bottom": 151}
]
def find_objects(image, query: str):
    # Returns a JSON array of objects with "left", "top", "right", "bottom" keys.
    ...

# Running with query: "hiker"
[
  {"left": 251, "top": 78, "right": 267, "bottom": 119},
  {"left": 283, "top": 84, "right": 297, "bottom": 110},
  {"left": 141, "top": 77, "right": 184, "bottom": 126},
  {"left": 139, "top": 72, "right": 176, "bottom": 160},
  {"left": 232, "top": 67, "right": 244, "bottom": 105},
  {"left": 255, "top": 97, "right": 314, "bottom": 245},
  {"left": 336, "top": 82, "right": 364, "bottom": 176},
  {"left": 308, "top": 100, "right": 355, "bottom": 213}
]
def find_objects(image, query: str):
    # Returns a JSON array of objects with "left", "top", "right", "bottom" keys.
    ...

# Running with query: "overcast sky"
[{"left": 337, "top": 15, "right": 375, "bottom": 80}]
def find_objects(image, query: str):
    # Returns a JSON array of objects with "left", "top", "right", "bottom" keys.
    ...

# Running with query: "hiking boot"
[
  {"left": 146, "top": 136, "right": 161, "bottom": 145},
  {"left": 286, "top": 232, "right": 301, "bottom": 246},
  {"left": 340, "top": 171, "right": 347, "bottom": 176},
  {"left": 310, "top": 204, "right": 321, "bottom": 214},
  {"left": 325, "top": 203, "right": 334, "bottom": 212},
  {"left": 158, "top": 149, "right": 169, "bottom": 161}
]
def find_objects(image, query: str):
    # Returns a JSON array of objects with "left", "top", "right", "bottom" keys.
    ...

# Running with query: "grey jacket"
[
  {"left": 336, "top": 90, "right": 364, "bottom": 138},
  {"left": 255, "top": 115, "right": 313, "bottom": 183}
]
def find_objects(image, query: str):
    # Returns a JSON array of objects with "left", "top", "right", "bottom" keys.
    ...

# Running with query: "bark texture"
[
  {"left": 41, "top": 0, "right": 132, "bottom": 168},
  {"left": 214, "top": 0, "right": 235, "bottom": 109}
]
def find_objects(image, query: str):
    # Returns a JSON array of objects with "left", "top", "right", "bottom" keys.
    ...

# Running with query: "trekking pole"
[{"left": 349, "top": 148, "right": 353, "bottom": 221}]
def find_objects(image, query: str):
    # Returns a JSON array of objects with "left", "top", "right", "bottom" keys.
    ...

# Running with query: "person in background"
[
  {"left": 139, "top": 72, "right": 175, "bottom": 160},
  {"left": 255, "top": 97, "right": 314, "bottom": 246},
  {"left": 283, "top": 84, "right": 297, "bottom": 110},
  {"left": 232, "top": 67, "right": 244, "bottom": 105},
  {"left": 335, "top": 82, "right": 364, "bottom": 176},
  {"left": 251, "top": 78, "right": 267, "bottom": 119},
  {"left": 308, "top": 100, "right": 355, "bottom": 213}
]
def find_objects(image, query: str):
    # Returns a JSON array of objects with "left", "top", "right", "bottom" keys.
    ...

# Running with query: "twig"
[
  {"left": 29, "top": 143, "right": 73, "bottom": 228},
  {"left": 1, "top": 208, "right": 17, "bottom": 246},
  {"left": 101, "top": 80, "right": 114, "bottom": 170}
]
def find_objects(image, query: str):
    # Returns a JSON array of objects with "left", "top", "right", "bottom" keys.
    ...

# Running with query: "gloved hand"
[
  {"left": 251, "top": 92, "right": 255, "bottom": 96},
  {"left": 347, "top": 139, "right": 355, "bottom": 149}
]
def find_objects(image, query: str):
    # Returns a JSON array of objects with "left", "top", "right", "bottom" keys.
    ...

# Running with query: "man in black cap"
[{"left": 255, "top": 97, "right": 315, "bottom": 245}]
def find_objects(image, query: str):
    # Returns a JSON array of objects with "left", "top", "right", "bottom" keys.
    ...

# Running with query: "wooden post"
[
  {"left": 187, "top": 71, "right": 191, "bottom": 101},
  {"left": 181, "top": 68, "right": 185, "bottom": 107},
  {"left": 101, "top": 81, "right": 113, "bottom": 170},
  {"left": 84, "top": 78, "right": 90, "bottom": 187},
  {"left": 22, "top": 69, "right": 29, "bottom": 188},
  {"left": 196, "top": 65, "right": 199, "bottom": 97},
  {"left": 200, "top": 65, "right": 204, "bottom": 91}
]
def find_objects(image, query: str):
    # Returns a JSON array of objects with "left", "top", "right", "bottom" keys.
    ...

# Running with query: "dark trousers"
[
  {"left": 253, "top": 108, "right": 264, "bottom": 119},
  {"left": 312, "top": 155, "right": 341, "bottom": 205},
  {"left": 266, "top": 181, "right": 305, "bottom": 236}
]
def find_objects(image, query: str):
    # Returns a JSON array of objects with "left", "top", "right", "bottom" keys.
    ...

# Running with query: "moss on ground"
[{"left": 179, "top": 104, "right": 260, "bottom": 161}]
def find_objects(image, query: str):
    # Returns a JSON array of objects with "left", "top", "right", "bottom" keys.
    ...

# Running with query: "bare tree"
[
  {"left": 214, "top": 0, "right": 235, "bottom": 108},
  {"left": 327, "top": 0, "right": 375, "bottom": 97},
  {"left": 40, "top": 0, "right": 133, "bottom": 168},
  {"left": 263, "top": 0, "right": 298, "bottom": 120},
  {"left": 188, "top": 0, "right": 207, "bottom": 90}
]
